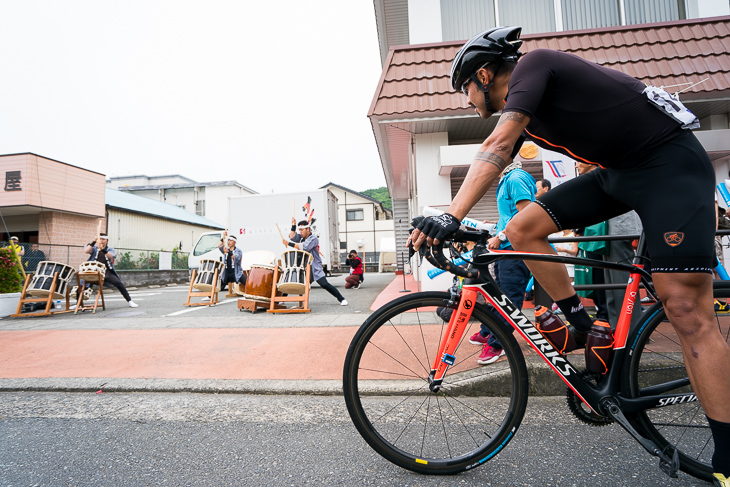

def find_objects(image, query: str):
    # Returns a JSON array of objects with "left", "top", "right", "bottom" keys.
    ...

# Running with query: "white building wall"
[
  {"left": 414, "top": 132, "right": 452, "bottom": 216},
  {"left": 326, "top": 185, "right": 396, "bottom": 264},
  {"left": 107, "top": 208, "right": 221, "bottom": 253},
  {"left": 408, "top": 0, "right": 442, "bottom": 44},
  {"left": 205, "top": 185, "right": 252, "bottom": 228}
]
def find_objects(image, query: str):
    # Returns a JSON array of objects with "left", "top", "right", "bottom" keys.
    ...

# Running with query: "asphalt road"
[
  {"left": 2, "top": 273, "right": 394, "bottom": 331},
  {"left": 0, "top": 393, "right": 709, "bottom": 486}
]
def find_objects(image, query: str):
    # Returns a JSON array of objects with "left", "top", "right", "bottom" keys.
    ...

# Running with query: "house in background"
[
  {"left": 108, "top": 174, "right": 257, "bottom": 228},
  {"left": 105, "top": 187, "right": 223, "bottom": 253},
  {"left": 0, "top": 153, "right": 224, "bottom": 268},
  {"left": 370, "top": 1, "right": 730, "bottom": 289},
  {"left": 320, "top": 182, "right": 396, "bottom": 272}
]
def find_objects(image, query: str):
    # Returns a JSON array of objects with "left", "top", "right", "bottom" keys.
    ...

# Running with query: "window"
[
  {"left": 195, "top": 200, "right": 205, "bottom": 216},
  {"left": 193, "top": 233, "right": 222, "bottom": 256},
  {"left": 347, "top": 209, "right": 364, "bottom": 221}
]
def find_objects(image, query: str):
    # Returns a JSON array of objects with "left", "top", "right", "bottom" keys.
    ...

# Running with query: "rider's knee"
[
  {"left": 661, "top": 295, "right": 711, "bottom": 337},
  {"left": 504, "top": 218, "right": 540, "bottom": 246}
]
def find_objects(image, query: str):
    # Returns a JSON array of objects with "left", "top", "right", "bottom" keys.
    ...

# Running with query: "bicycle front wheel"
[
  {"left": 623, "top": 283, "right": 730, "bottom": 481},
  {"left": 343, "top": 291, "right": 528, "bottom": 475}
]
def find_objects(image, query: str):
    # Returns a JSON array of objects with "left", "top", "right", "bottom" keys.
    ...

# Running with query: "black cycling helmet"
[{"left": 450, "top": 26, "right": 523, "bottom": 91}]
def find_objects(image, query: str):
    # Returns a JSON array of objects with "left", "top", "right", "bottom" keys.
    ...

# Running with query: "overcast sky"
[{"left": 0, "top": 1, "right": 386, "bottom": 194}]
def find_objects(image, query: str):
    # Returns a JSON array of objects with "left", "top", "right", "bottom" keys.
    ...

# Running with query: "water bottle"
[
  {"left": 534, "top": 305, "right": 576, "bottom": 354},
  {"left": 585, "top": 320, "right": 614, "bottom": 374},
  {"left": 55, "top": 299, "right": 61, "bottom": 309}
]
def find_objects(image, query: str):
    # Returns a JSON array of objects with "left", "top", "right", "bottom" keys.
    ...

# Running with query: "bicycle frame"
[{"left": 427, "top": 238, "right": 695, "bottom": 417}]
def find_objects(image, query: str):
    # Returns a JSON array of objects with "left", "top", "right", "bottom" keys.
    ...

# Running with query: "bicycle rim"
[
  {"left": 343, "top": 291, "right": 528, "bottom": 475},
  {"left": 623, "top": 285, "right": 730, "bottom": 480}
]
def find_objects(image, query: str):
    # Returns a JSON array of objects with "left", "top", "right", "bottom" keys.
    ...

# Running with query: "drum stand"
[
  {"left": 74, "top": 272, "right": 106, "bottom": 314},
  {"left": 267, "top": 264, "right": 311, "bottom": 313},
  {"left": 12, "top": 272, "right": 73, "bottom": 317},
  {"left": 185, "top": 268, "right": 221, "bottom": 306},
  {"left": 225, "top": 281, "right": 244, "bottom": 298}
]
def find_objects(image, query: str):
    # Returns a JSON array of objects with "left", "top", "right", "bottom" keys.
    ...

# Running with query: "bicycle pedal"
[{"left": 657, "top": 445, "right": 679, "bottom": 478}]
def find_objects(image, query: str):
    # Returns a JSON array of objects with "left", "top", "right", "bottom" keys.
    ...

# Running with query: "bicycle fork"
[{"left": 428, "top": 288, "right": 479, "bottom": 392}]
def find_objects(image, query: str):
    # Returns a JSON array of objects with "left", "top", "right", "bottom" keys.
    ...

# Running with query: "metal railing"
[{"left": 1, "top": 241, "right": 189, "bottom": 272}]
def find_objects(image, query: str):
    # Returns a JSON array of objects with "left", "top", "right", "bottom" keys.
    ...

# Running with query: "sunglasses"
[{"left": 461, "top": 79, "right": 471, "bottom": 96}]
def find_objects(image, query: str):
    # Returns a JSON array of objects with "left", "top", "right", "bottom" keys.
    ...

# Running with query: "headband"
[{"left": 298, "top": 223, "right": 311, "bottom": 229}]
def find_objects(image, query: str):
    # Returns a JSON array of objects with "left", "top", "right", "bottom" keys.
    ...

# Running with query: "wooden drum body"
[
  {"left": 78, "top": 261, "right": 107, "bottom": 283},
  {"left": 277, "top": 249, "right": 312, "bottom": 294},
  {"left": 27, "top": 261, "right": 75, "bottom": 299},
  {"left": 243, "top": 264, "right": 279, "bottom": 302},
  {"left": 193, "top": 259, "right": 224, "bottom": 292}
]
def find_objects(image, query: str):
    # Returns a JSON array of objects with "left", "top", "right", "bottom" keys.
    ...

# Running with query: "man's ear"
[{"left": 477, "top": 67, "right": 491, "bottom": 86}]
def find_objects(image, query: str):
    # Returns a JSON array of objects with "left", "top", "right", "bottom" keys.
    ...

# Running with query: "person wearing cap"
[
  {"left": 217, "top": 232, "right": 245, "bottom": 291},
  {"left": 410, "top": 26, "right": 730, "bottom": 480},
  {"left": 7, "top": 236, "right": 24, "bottom": 257},
  {"left": 80, "top": 232, "right": 138, "bottom": 308},
  {"left": 285, "top": 218, "right": 347, "bottom": 306}
]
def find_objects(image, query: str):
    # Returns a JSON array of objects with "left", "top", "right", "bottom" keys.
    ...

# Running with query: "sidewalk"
[{"left": 0, "top": 273, "right": 565, "bottom": 395}]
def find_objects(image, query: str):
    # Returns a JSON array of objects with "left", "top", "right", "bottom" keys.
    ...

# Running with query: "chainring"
[{"left": 565, "top": 372, "right": 614, "bottom": 426}]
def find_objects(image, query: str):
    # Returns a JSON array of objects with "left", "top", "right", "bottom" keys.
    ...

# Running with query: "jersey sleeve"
[{"left": 503, "top": 49, "right": 555, "bottom": 119}]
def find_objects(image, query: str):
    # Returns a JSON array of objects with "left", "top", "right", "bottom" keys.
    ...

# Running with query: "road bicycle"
[{"left": 343, "top": 226, "right": 729, "bottom": 481}]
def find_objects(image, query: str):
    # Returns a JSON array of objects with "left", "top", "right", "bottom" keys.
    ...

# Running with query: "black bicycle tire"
[
  {"left": 622, "top": 284, "right": 730, "bottom": 481},
  {"left": 343, "top": 291, "right": 529, "bottom": 475}
]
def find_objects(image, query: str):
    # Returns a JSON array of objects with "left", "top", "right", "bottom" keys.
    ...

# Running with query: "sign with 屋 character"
[{"left": 5, "top": 171, "right": 21, "bottom": 191}]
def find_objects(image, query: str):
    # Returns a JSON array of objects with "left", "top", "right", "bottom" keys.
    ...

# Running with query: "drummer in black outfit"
[{"left": 79, "top": 233, "right": 138, "bottom": 308}]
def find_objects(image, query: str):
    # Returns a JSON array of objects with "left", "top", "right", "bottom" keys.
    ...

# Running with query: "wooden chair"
[
  {"left": 184, "top": 268, "right": 221, "bottom": 306},
  {"left": 12, "top": 272, "right": 72, "bottom": 317},
  {"left": 267, "top": 263, "right": 311, "bottom": 313},
  {"left": 74, "top": 271, "right": 106, "bottom": 314}
]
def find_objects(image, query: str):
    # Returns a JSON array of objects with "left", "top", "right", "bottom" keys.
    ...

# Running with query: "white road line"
[{"left": 162, "top": 299, "right": 237, "bottom": 317}]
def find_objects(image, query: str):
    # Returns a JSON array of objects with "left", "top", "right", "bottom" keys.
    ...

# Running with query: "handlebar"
[{"left": 409, "top": 220, "right": 489, "bottom": 279}]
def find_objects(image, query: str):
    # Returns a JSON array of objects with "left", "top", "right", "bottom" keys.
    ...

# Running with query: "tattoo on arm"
[
  {"left": 495, "top": 111, "right": 527, "bottom": 128},
  {"left": 474, "top": 151, "right": 508, "bottom": 171}
]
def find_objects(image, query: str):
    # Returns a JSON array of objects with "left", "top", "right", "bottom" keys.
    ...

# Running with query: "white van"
[{"left": 188, "top": 231, "right": 224, "bottom": 274}]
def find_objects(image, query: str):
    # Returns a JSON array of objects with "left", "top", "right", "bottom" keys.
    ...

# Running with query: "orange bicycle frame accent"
[
  {"left": 613, "top": 266, "right": 643, "bottom": 349},
  {"left": 430, "top": 287, "right": 479, "bottom": 382}
]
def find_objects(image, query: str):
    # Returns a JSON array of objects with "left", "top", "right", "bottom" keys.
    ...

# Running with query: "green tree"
[{"left": 361, "top": 187, "right": 392, "bottom": 210}]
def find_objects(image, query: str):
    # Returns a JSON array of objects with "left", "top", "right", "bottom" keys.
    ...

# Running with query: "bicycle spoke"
[{"left": 344, "top": 293, "right": 527, "bottom": 474}]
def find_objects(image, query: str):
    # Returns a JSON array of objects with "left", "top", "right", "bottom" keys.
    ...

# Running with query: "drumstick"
[{"left": 275, "top": 223, "right": 287, "bottom": 247}]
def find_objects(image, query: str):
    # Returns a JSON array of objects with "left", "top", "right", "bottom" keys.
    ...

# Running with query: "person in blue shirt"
[{"left": 469, "top": 161, "right": 535, "bottom": 364}]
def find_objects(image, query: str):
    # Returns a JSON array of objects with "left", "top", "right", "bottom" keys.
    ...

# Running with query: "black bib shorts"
[{"left": 535, "top": 131, "right": 715, "bottom": 273}]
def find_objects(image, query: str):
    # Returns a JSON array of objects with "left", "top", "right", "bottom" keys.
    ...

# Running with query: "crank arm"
[{"left": 602, "top": 398, "right": 679, "bottom": 478}]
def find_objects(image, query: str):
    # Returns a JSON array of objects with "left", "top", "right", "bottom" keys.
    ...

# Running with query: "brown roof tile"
[{"left": 370, "top": 16, "right": 730, "bottom": 118}]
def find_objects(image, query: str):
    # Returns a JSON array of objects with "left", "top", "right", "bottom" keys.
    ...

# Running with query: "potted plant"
[{"left": 0, "top": 247, "right": 24, "bottom": 318}]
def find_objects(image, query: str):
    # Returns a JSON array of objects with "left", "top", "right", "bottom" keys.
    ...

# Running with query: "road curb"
[{"left": 0, "top": 358, "right": 578, "bottom": 396}]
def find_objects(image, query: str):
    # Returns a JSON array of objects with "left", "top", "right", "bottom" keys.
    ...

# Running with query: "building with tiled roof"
[{"left": 370, "top": 0, "right": 730, "bottom": 287}]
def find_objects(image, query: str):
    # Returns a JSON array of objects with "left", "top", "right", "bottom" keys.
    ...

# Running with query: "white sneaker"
[
  {"left": 340, "top": 299, "right": 348, "bottom": 306},
  {"left": 128, "top": 300, "right": 139, "bottom": 308}
]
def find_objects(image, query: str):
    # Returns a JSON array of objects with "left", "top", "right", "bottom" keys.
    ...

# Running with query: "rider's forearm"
[{"left": 448, "top": 146, "right": 511, "bottom": 220}]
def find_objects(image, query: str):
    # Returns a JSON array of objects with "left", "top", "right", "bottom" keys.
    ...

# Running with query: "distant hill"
[{"left": 361, "top": 187, "right": 392, "bottom": 210}]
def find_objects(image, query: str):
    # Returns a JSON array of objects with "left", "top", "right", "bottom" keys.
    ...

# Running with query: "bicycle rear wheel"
[
  {"left": 623, "top": 283, "right": 730, "bottom": 480},
  {"left": 343, "top": 291, "right": 528, "bottom": 475}
]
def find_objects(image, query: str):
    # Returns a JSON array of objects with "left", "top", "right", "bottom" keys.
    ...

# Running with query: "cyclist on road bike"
[{"left": 410, "top": 26, "right": 730, "bottom": 483}]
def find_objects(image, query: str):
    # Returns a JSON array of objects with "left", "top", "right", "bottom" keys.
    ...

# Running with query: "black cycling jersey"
[{"left": 504, "top": 49, "right": 683, "bottom": 168}]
